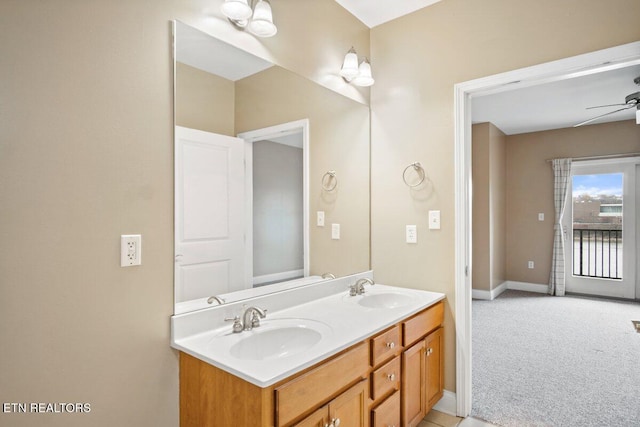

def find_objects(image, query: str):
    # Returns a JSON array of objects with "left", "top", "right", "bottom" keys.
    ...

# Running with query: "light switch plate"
[
  {"left": 429, "top": 210, "right": 441, "bottom": 230},
  {"left": 406, "top": 225, "right": 417, "bottom": 243},
  {"left": 528, "top": 261, "right": 534, "bottom": 269},
  {"left": 538, "top": 213, "right": 544, "bottom": 221},
  {"left": 331, "top": 223, "right": 340, "bottom": 240},
  {"left": 317, "top": 211, "right": 325, "bottom": 227}
]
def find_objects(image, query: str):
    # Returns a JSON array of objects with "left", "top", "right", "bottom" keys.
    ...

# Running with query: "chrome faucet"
[
  {"left": 224, "top": 305, "right": 267, "bottom": 333},
  {"left": 207, "top": 295, "right": 225, "bottom": 305},
  {"left": 349, "top": 277, "right": 375, "bottom": 296},
  {"left": 242, "top": 306, "right": 267, "bottom": 331}
]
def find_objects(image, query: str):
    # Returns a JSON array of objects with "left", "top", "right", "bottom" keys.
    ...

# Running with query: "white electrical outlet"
[
  {"left": 538, "top": 213, "right": 545, "bottom": 221},
  {"left": 121, "top": 234, "right": 142, "bottom": 267},
  {"left": 528, "top": 261, "right": 534, "bottom": 269},
  {"left": 406, "top": 225, "right": 417, "bottom": 243},
  {"left": 317, "top": 211, "right": 325, "bottom": 227},
  {"left": 331, "top": 223, "right": 340, "bottom": 240}
]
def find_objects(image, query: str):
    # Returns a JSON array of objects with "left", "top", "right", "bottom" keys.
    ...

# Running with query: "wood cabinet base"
[{"left": 179, "top": 301, "right": 445, "bottom": 427}]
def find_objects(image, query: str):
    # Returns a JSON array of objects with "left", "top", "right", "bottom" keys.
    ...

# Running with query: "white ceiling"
[
  {"left": 472, "top": 64, "right": 640, "bottom": 135},
  {"left": 335, "top": 0, "right": 442, "bottom": 28},
  {"left": 175, "top": 21, "right": 272, "bottom": 81}
]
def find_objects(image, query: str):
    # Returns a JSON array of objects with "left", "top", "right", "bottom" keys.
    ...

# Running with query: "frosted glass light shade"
[
  {"left": 248, "top": 0, "right": 277, "bottom": 37},
  {"left": 340, "top": 48, "right": 359, "bottom": 81},
  {"left": 636, "top": 107, "right": 640, "bottom": 125},
  {"left": 352, "top": 59, "right": 375, "bottom": 87},
  {"left": 221, "top": 0, "right": 253, "bottom": 21}
]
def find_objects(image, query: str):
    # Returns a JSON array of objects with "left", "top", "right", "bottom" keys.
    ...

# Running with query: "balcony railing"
[{"left": 572, "top": 229, "right": 622, "bottom": 279}]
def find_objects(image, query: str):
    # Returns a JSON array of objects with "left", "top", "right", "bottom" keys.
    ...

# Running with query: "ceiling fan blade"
[
  {"left": 573, "top": 104, "right": 636, "bottom": 127},
  {"left": 586, "top": 103, "right": 631, "bottom": 110}
]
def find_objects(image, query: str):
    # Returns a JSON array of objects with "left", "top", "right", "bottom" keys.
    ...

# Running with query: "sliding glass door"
[{"left": 563, "top": 158, "right": 638, "bottom": 299}]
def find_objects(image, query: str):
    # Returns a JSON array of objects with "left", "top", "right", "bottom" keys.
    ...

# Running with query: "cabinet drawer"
[
  {"left": 276, "top": 342, "right": 369, "bottom": 426},
  {"left": 403, "top": 301, "right": 444, "bottom": 346},
  {"left": 371, "top": 325, "right": 400, "bottom": 367},
  {"left": 371, "top": 356, "right": 400, "bottom": 401},
  {"left": 371, "top": 390, "right": 400, "bottom": 427}
]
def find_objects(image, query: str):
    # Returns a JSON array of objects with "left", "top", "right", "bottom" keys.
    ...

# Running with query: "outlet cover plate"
[{"left": 121, "top": 234, "right": 141, "bottom": 267}]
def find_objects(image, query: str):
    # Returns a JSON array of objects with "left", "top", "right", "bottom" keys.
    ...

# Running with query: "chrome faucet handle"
[
  {"left": 224, "top": 316, "right": 243, "bottom": 333},
  {"left": 348, "top": 283, "right": 358, "bottom": 296},
  {"left": 250, "top": 308, "right": 268, "bottom": 328}
]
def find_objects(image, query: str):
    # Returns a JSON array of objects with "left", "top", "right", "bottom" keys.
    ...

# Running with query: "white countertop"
[{"left": 171, "top": 278, "right": 445, "bottom": 388}]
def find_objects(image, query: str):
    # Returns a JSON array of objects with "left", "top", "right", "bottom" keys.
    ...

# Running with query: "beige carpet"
[{"left": 472, "top": 290, "right": 640, "bottom": 427}]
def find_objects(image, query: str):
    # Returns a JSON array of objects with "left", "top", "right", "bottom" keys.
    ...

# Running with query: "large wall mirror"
[{"left": 173, "top": 21, "right": 371, "bottom": 314}]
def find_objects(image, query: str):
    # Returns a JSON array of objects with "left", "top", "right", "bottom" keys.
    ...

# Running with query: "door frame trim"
[
  {"left": 453, "top": 41, "right": 640, "bottom": 417},
  {"left": 238, "top": 119, "right": 310, "bottom": 286}
]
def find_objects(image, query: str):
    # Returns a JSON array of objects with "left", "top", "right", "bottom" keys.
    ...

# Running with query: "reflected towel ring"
[
  {"left": 322, "top": 170, "right": 337, "bottom": 191},
  {"left": 402, "top": 162, "right": 425, "bottom": 187}
]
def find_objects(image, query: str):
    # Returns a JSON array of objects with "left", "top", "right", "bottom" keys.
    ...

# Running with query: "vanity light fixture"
[
  {"left": 220, "top": 0, "right": 277, "bottom": 38},
  {"left": 339, "top": 47, "right": 375, "bottom": 87},
  {"left": 636, "top": 106, "right": 640, "bottom": 125}
]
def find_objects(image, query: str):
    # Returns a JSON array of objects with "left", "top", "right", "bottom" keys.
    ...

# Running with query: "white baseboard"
[
  {"left": 505, "top": 280, "right": 548, "bottom": 294},
  {"left": 433, "top": 389, "right": 457, "bottom": 416},
  {"left": 472, "top": 281, "right": 507, "bottom": 300},
  {"left": 473, "top": 280, "right": 548, "bottom": 300}
]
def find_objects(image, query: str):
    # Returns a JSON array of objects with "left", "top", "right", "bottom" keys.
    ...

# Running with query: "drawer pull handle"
[
  {"left": 387, "top": 373, "right": 396, "bottom": 381},
  {"left": 330, "top": 418, "right": 341, "bottom": 427},
  {"left": 386, "top": 341, "right": 395, "bottom": 349}
]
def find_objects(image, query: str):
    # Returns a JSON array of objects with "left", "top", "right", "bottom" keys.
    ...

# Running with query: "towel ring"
[
  {"left": 322, "top": 170, "right": 337, "bottom": 191},
  {"left": 402, "top": 162, "right": 425, "bottom": 187}
]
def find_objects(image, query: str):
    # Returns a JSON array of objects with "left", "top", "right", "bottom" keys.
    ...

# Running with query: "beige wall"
[
  {"left": 370, "top": 0, "right": 640, "bottom": 392},
  {"left": 505, "top": 120, "right": 640, "bottom": 284},
  {"left": 235, "top": 66, "right": 371, "bottom": 277},
  {"left": 175, "top": 62, "right": 235, "bottom": 135},
  {"left": 3, "top": 0, "right": 640, "bottom": 424},
  {"left": 0, "top": 1, "right": 368, "bottom": 426},
  {"left": 472, "top": 123, "right": 506, "bottom": 292}
]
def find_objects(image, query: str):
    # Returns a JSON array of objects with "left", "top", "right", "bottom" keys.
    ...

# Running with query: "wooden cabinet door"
[
  {"left": 425, "top": 327, "right": 444, "bottom": 411},
  {"left": 401, "top": 339, "right": 426, "bottom": 427},
  {"left": 329, "top": 380, "right": 368, "bottom": 427},
  {"left": 294, "top": 405, "right": 328, "bottom": 427}
]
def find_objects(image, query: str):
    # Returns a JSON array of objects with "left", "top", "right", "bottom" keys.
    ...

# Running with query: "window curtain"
[{"left": 548, "top": 158, "right": 572, "bottom": 296}]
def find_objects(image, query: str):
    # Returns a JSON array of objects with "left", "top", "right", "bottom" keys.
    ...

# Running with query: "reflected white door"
[
  {"left": 563, "top": 159, "right": 638, "bottom": 299},
  {"left": 175, "top": 126, "right": 246, "bottom": 303}
]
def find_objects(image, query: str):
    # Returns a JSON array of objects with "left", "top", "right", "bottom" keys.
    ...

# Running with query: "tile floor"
[{"left": 418, "top": 410, "right": 497, "bottom": 427}]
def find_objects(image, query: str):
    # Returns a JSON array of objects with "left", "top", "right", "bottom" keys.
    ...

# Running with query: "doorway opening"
[
  {"left": 238, "top": 119, "right": 310, "bottom": 288},
  {"left": 454, "top": 41, "right": 640, "bottom": 417}
]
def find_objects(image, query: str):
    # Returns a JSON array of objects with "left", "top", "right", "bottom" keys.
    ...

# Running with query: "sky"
[{"left": 572, "top": 173, "right": 623, "bottom": 197}]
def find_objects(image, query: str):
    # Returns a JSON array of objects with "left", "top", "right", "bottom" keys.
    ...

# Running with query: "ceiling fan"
[{"left": 574, "top": 76, "right": 640, "bottom": 127}]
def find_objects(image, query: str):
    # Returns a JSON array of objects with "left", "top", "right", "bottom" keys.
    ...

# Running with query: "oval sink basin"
[
  {"left": 229, "top": 320, "right": 329, "bottom": 361},
  {"left": 357, "top": 292, "right": 413, "bottom": 309}
]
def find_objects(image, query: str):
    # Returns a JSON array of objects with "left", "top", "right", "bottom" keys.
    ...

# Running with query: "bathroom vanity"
[{"left": 171, "top": 275, "right": 445, "bottom": 427}]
